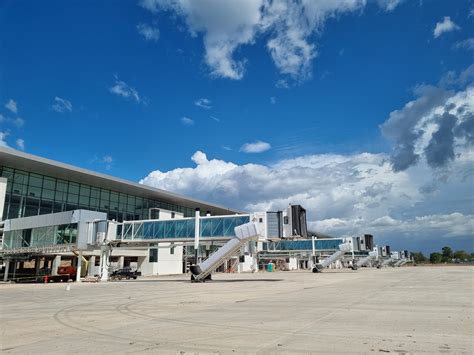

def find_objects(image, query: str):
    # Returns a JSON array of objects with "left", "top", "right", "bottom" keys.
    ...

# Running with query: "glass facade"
[
  {"left": 121, "top": 215, "right": 250, "bottom": 241},
  {"left": 3, "top": 223, "right": 78, "bottom": 249},
  {"left": 0, "top": 166, "right": 197, "bottom": 222},
  {"left": 263, "top": 239, "right": 345, "bottom": 251}
]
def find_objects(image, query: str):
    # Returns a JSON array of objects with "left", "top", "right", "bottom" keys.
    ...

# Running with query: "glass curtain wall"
[
  {"left": 121, "top": 215, "right": 250, "bottom": 241},
  {"left": 3, "top": 223, "right": 78, "bottom": 249},
  {"left": 0, "top": 166, "right": 196, "bottom": 221}
]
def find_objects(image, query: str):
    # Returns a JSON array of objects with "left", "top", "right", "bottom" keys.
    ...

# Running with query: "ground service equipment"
[
  {"left": 190, "top": 222, "right": 260, "bottom": 282},
  {"left": 352, "top": 250, "right": 378, "bottom": 270},
  {"left": 312, "top": 242, "right": 352, "bottom": 273}
]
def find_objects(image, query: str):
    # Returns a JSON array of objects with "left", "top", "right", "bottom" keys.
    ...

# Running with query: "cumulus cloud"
[
  {"left": 139, "top": 0, "right": 401, "bottom": 82},
  {"left": 240, "top": 140, "right": 271, "bottom": 153},
  {"left": 52, "top": 97, "right": 73, "bottom": 113},
  {"left": 194, "top": 98, "right": 212, "bottom": 109},
  {"left": 433, "top": 16, "right": 460, "bottom": 38},
  {"left": 380, "top": 68, "right": 474, "bottom": 172},
  {"left": 137, "top": 23, "right": 160, "bottom": 41},
  {"left": 452, "top": 38, "right": 474, "bottom": 51},
  {"left": 181, "top": 116, "right": 194, "bottom": 125},
  {"left": 109, "top": 77, "right": 141, "bottom": 103},
  {"left": 140, "top": 150, "right": 473, "bottom": 249},
  {"left": 5, "top": 99, "right": 17, "bottom": 114},
  {"left": 15, "top": 138, "right": 25, "bottom": 150}
]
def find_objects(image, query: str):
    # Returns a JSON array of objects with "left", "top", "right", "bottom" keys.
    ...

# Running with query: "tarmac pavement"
[{"left": 0, "top": 266, "right": 472, "bottom": 354}]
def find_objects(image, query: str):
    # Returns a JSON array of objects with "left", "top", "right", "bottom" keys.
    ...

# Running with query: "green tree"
[
  {"left": 411, "top": 251, "right": 426, "bottom": 263},
  {"left": 430, "top": 252, "right": 443, "bottom": 264},
  {"left": 441, "top": 246, "right": 453, "bottom": 262},
  {"left": 453, "top": 250, "right": 468, "bottom": 261}
]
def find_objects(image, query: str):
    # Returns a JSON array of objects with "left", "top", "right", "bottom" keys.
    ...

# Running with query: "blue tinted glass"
[
  {"left": 200, "top": 219, "right": 211, "bottom": 237},
  {"left": 211, "top": 218, "right": 223, "bottom": 237}
]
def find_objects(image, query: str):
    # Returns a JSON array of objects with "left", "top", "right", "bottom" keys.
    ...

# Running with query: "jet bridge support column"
[
  {"left": 194, "top": 208, "right": 200, "bottom": 264},
  {"left": 3, "top": 260, "right": 9, "bottom": 281},
  {"left": 75, "top": 250, "right": 82, "bottom": 283},
  {"left": 100, "top": 245, "right": 111, "bottom": 282}
]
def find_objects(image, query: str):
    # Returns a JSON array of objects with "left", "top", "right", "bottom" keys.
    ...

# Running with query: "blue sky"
[{"left": 1, "top": 0, "right": 473, "bottom": 253}]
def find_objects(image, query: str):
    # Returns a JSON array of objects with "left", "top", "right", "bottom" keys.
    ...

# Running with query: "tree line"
[{"left": 411, "top": 246, "right": 473, "bottom": 264}]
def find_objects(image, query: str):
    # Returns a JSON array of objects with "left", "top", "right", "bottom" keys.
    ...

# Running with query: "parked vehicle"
[{"left": 110, "top": 268, "right": 141, "bottom": 280}]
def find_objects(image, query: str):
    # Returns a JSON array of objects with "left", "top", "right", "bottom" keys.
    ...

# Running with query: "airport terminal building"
[{"left": 0, "top": 147, "right": 240, "bottom": 279}]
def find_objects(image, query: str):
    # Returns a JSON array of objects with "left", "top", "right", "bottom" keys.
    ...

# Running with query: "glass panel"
[
  {"left": 68, "top": 182, "right": 79, "bottom": 194},
  {"left": 139, "top": 222, "right": 151, "bottom": 239},
  {"left": 53, "top": 202, "right": 64, "bottom": 213},
  {"left": 39, "top": 200, "right": 53, "bottom": 215},
  {"left": 110, "top": 192, "right": 119, "bottom": 202},
  {"left": 89, "top": 198, "right": 99, "bottom": 208},
  {"left": 134, "top": 223, "right": 143, "bottom": 239},
  {"left": 153, "top": 221, "right": 164, "bottom": 238},
  {"left": 43, "top": 177, "right": 56, "bottom": 190},
  {"left": 200, "top": 219, "right": 211, "bottom": 238},
  {"left": 67, "top": 193, "right": 79, "bottom": 204},
  {"left": 24, "top": 197, "right": 39, "bottom": 217},
  {"left": 27, "top": 185, "right": 42, "bottom": 197},
  {"left": 90, "top": 187, "right": 100, "bottom": 198},
  {"left": 123, "top": 224, "right": 133, "bottom": 239},
  {"left": 42, "top": 189, "right": 55, "bottom": 200},
  {"left": 164, "top": 220, "right": 176, "bottom": 238},
  {"left": 56, "top": 180, "right": 67, "bottom": 192},
  {"left": 28, "top": 174, "right": 43, "bottom": 187},
  {"left": 12, "top": 183, "right": 27, "bottom": 195},
  {"left": 211, "top": 218, "right": 224, "bottom": 237},
  {"left": 79, "top": 195, "right": 90, "bottom": 206},
  {"left": 79, "top": 185, "right": 90, "bottom": 197},
  {"left": 13, "top": 170, "right": 28, "bottom": 184},
  {"left": 55, "top": 191, "right": 66, "bottom": 202},
  {"left": 1, "top": 167, "right": 14, "bottom": 179},
  {"left": 110, "top": 200, "right": 119, "bottom": 211}
]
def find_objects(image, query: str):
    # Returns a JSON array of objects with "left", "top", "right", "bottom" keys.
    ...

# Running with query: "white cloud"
[
  {"left": 15, "top": 138, "right": 25, "bottom": 150},
  {"left": 240, "top": 140, "right": 271, "bottom": 153},
  {"left": 0, "top": 132, "right": 8, "bottom": 147},
  {"left": 137, "top": 23, "right": 160, "bottom": 41},
  {"left": 5, "top": 99, "right": 17, "bottom": 114},
  {"left": 90, "top": 155, "right": 114, "bottom": 170},
  {"left": 139, "top": 0, "right": 401, "bottom": 82},
  {"left": 380, "top": 82, "right": 474, "bottom": 171},
  {"left": 140, "top": 149, "right": 473, "bottom": 249},
  {"left": 270, "top": 96, "right": 276, "bottom": 104},
  {"left": 109, "top": 77, "right": 141, "bottom": 103},
  {"left": 13, "top": 117, "right": 25, "bottom": 128},
  {"left": 194, "top": 98, "right": 212, "bottom": 109},
  {"left": 181, "top": 116, "right": 194, "bottom": 125},
  {"left": 453, "top": 38, "right": 474, "bottom": 51},
  {"left": 52, "top": 97, "right": 73, "bottom": 113},
  {"left": 102, "top": 155, "right": 114, "bottom": 170},
  {"left": 210, "top": 116, "right": 220, "bottom": 122},
  {"left": 433, "top": 16, "right": 460, "bottom": 38},
  {"left": 376, "top": 0, "right": 404, "bottom": 12}
]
